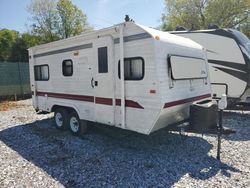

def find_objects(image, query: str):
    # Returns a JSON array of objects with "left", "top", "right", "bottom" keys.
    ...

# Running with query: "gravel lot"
[{"left": 0, "top": 99, "right": 249, "bottom": 187}]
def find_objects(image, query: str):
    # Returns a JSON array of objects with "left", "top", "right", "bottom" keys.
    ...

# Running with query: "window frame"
[
  {"left": 167, "top": 54, "right": 208, "bottom": 80},
  {"left": 34, "top": 64, "right": 49, "bottom": 81},
  {"left": 118, "top": 57, "right": 145, "bottom": 81},
  {"left": 98, "top": 46, "right": 108, "bottom": 73},
  {"left": 62, "top": 59, "right": 73, "bottom": 77}
]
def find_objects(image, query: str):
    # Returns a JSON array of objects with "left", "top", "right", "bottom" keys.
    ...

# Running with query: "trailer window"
[
  {"left": 169, "top": 55, "right": 207, "bottom": 80},
  {"left": 118, "top": 57, "right": 144, "bottom": 80},
  {"left": 34, "top": 65, "right": 49, "bottom": 81},
  {"left": 62, "top": 60, "right": 73, "bottom": 76},
  {"left": 98, "top": 47, "right": 108, "bottom": 73}
]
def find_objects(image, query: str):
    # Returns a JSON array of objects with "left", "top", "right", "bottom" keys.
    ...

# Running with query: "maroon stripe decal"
[
  {"left": 116, "top": 99, "right": 144, "bottom": 109},
  {"left": 164, "top": 94, "right": 211, "bottom": 108},
  {"left": 37, "top": 91, "right": 94, "bottom": 102},
  {"left": 95, "top": 97, "right": 113, "bottom": 105},
  {"left": 36, "top": 91, "right": 144, "bottom": 109}
]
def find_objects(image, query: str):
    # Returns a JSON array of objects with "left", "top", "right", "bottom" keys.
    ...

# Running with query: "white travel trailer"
[
  {"left": 28, "top": 21, "right": 213, "bottom": 135},
  {"left": 171, "top": 29, "right": 250, "bottom": 106}
]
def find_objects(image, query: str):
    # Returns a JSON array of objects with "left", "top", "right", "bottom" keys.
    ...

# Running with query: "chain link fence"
[{"left": 0, "top": 62, "right": 31, "bottom": 100}]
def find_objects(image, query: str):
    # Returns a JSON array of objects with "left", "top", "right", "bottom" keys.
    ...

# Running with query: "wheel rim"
[
  {"left": 55, "top": 112, "right": 63, "bottom": 127},
  {"left": 70, "top": 116, "right": 79, "bottom": 133}
]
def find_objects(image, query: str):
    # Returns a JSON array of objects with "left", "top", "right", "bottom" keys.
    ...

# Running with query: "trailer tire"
[
  {"left": 54, "top": 108, "right": 69, "bottom": 130},
  {"left": 69, "top": 112, "right": 88, "bottom": 136}
]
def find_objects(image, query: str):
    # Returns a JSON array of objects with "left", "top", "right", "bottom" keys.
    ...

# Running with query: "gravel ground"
[{"left": 0, "top": 99, "right": 249, "bottom": 188}]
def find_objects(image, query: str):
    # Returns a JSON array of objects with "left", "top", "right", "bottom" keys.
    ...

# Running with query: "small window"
[
  {"left": 98, "top": 47, "right": 108, "bottom": 73},
  {"left": 34, "top": 65, "right": 49, "bottom": 81},
  {"left": 118, "top": 57, "right": 144, "bottom": 80},
  {"left": 63, "top": 60, "right": 73, "bottom": 76}
]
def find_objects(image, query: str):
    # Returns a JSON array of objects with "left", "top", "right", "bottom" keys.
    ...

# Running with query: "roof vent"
[
  {"left": 124, "top": 15, "right": 134, "bottom": 22},
  {"left": 175, "top": 26, "right": 187, "bottom": 31},
  {"left": 208, "top": 24, "right": 220, "bottom": 29}
]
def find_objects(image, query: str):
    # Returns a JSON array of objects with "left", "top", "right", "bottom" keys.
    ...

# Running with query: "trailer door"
[{"left": 93, "top": 36, "right": 115, "bottom": 125}]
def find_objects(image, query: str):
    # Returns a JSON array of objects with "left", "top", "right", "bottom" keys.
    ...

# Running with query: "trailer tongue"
[{"left": 166, "top": 95, "right": 236, "bottom": 160}]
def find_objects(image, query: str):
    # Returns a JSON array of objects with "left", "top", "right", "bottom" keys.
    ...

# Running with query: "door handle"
[{"left": 91, "top": 78, "right": 94, "bottom": 88}]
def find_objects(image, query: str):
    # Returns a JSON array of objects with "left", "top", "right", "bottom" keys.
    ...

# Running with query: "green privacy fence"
[{"left": 0, "top": 62, "right": 31, "bottom": 99}]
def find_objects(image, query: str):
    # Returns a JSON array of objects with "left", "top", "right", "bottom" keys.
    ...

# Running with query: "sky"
[{"left": 0, "top": 0, "right": 165, "bottom": 33}]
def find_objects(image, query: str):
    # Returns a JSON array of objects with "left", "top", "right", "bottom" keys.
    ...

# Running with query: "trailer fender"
[{"left": 51, "top": 104, "right": 81, "bottom": 118}]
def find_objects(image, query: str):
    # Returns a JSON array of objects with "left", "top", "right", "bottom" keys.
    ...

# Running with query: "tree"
[
  {"left": 0, "top": 29, "right": 19, "bottom": 61},
  {"left": 57, "top": 0, "right": 91, "bottom": 38},
  {"left": 27, "top": 0, "right": 60, "bottom": 42},
  {"left": 1, "top": 0, "right": 91, "bottom": 62},
  {"left": 27, "top": 0, "right": 92, "bottom": 41},
  {"left": 21, "top": 33, "right": 43, "bottom": 48},
  {"left": 8, "top": 33, "right": 43, "bottom": 62},
  {"left": 0, "top": 29, "right": 43, "bottom": 62},
  {"left": 241, "top": 21, "right": 250, "bottom": 38},
  {"left": 205, "top": 0, "right": 250, "bottom": 29},
  {"left": 8, "top": 37, "right": 28, "bottom": 62},
  {"left": 162, "top": 0, "right": 250, "bottom": 37}
]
